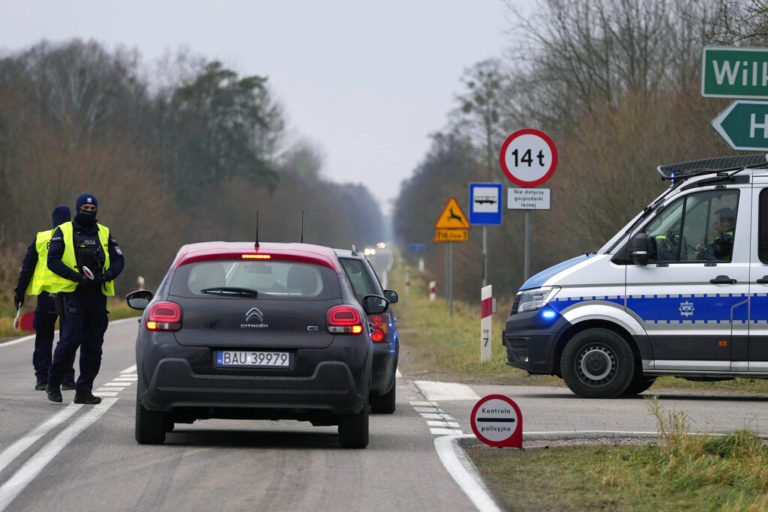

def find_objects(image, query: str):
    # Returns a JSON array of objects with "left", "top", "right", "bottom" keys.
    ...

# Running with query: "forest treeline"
[
  {"left": 394, "top": 0, "right": 768, "bottom": 302},
  {"left": 0, "top": 40, "right": 385, "bottom": 312}
]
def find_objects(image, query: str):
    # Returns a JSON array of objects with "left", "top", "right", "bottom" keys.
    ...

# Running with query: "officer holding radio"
[{"left": 45, "top": 193, "right": 124, "bottom": 404}]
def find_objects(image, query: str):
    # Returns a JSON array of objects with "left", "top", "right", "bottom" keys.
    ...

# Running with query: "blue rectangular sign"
[{"left": 469, "top": 183, "right": 503, "bottom": 225}]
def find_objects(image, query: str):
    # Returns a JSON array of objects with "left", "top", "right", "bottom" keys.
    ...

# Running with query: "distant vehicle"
[
  {"left": 376, "top": 242, "right": 387, "bottom": 249},
  {"left": 363, "top": 247, "right": 376, "bottom": 256},
  {"left": 127, "top": 241, "right": 389, "bottom": 448},
  {"left": 503, "top": 155, "right": 768, "bottom": 398},
  {"left": 335, "top": 247, "right": 399, "bottom": 413}
]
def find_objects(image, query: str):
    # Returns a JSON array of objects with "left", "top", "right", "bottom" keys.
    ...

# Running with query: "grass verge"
[{"left": 467, "top": 398, "right": 768, "bottom": 511}]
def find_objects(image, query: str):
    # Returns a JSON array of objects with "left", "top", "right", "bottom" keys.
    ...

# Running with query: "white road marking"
[
  {"left": 102, "top": 383, "right": 129, "bottom": 387},
  {"left": 435, "top": 434, "right": 502, "bottom": 512},
  {"left": 93, "top": 391, "right": 120, "bottom": 397},
  {"left": 415, "top": 381, "right": 479, "bottom": 401},
  {"left": 120, "top": 365, "right": 137, "bottom": 374},
  {"left": 0, "top": 398, "right": 118, "bottom": 512},
  {"left": 0, "top": 404, "right": 81, "bottom": 475},
  {"left": 430, "top": 427, "right": 463, "bottom": 436},
  {"left": 427, "top": 420, "right": 461, "bottom": 429}
]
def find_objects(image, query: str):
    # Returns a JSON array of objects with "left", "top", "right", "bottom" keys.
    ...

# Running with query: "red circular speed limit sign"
[
  {"left": 470, "top": 394, "right": 523, "bottom": 448},
  {"left": 499, "top": 128, "right": 558, "bottom": 188}
]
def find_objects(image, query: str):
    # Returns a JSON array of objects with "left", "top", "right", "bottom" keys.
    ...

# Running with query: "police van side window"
[
  {"left": 644, "top": 190, "right": 739, "bottom": 263},
  {"left": 760, "top": 189, "right": 768, "bottom": 263}
]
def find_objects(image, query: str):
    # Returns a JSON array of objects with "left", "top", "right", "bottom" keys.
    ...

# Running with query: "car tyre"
[
  {"left": 370, "top": 382, "right": 396, "bottom": 414},
  {"left": 622, "top": 375, "right": 657, "bottom": 396},
  {"left": 560, "top": 328, "right": 635, "bottom": 398},
  {"left": 135, "top": 391, "right": 167, "bottom": 445},
  {"left": 338, "top": 404, "right": 369, "bottom": 448}
]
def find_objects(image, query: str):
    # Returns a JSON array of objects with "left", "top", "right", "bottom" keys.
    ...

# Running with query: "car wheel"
[
  {"left": 622, "top": 375, "right": 657, "bottom": 396},
  {"left": 370, "top": 381, "right": 396, "bottom": 414},
  {"left": 560, "top": 328, "right": 635, "bottom": 398},
  {"left": 338, "top": 404, "right": 369, "bottom": 448},
  {"left": 135, "top": 391, "right": 167, "bottom": 445}
]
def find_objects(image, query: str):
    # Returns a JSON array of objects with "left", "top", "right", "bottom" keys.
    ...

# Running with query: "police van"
[{"left": 502, "top": 154, "right": 768, "bottom": 397}]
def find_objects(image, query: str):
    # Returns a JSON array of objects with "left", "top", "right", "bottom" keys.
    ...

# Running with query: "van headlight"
[{"left": 517, "top": 286, "right": 560, "bottom": 313}]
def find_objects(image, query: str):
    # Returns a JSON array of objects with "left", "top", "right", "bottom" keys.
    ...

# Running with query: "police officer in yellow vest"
[
  {"left": 46, "top": 193, "right": 124, "bottom": 404},
  {"left": 14, "top": 206, "right": 77, "bottom": 391}
]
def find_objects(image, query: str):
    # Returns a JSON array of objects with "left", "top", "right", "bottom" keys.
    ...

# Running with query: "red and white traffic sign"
[
  {"left": 499, "top": 128, "right": 558, "bottom": 188},
  {"left": 470, "top": 394, "right": 523, "bottom": 448}
]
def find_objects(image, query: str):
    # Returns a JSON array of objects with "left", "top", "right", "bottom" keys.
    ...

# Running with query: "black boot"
[
  {"left": 74, "top": 392, "right": 102, "bottom": 405},
  {"left": 46, "top": 385, "right": 62, "bottom": 403}
]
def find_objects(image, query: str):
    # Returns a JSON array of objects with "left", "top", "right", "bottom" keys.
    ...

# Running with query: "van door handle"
[
  {"left": 757, "top": 275, "right": 768, "bottom": 284},
  {"left": 710, "top": 275, "right": 737, "bottom": 284}
]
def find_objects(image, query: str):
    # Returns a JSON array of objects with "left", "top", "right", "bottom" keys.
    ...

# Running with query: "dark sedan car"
[
  {"left": 334, "top": 248, "right": 399, "bottom": 414},
  {"left": 126, "top": 242, "right": 389, "bottom": 448}
]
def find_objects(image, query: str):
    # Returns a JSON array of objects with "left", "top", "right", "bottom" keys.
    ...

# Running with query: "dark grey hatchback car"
[{"left": 126, "top": 242, "right": 389, "bottom": 448}]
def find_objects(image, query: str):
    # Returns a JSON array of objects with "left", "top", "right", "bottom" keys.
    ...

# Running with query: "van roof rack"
[{"left": 657, "top": 154, "right": 767, "bottom": 181}]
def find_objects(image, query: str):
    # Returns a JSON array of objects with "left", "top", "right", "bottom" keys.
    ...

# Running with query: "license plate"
[{"left": 215, "top": 350, "right": 291, "bottom": 368}]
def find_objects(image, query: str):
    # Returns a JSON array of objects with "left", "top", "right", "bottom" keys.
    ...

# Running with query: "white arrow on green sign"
[
  {"left": 702, "top": 47, "right": 768, "bottom": 99},
  {"left": 712, "top": 100, "right": 768, "bottom": 151}
]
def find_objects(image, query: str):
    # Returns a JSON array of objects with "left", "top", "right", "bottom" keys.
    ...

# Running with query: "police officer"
[
  {"left": 14, "top": 206, "right": 76, "bottom": 390},
  {"left": 46, "top": 193, "right": 124, "bottom": 404},
  {"left": 697, "top": 207, "right": 736, "bottom": 261}
]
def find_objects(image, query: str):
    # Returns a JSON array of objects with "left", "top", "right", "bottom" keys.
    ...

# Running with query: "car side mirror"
[
  {"left": 362, "top": 294, "right": 389, "bottom": 315},
  {"left": 126, "top": 289, "right": 154, "bottom": 310},
  {"left": 383, "top": 289, "right": 398, "bottom": 304},
  {"left": 629, "top": 233, "right": 648, "bottom": 266}
]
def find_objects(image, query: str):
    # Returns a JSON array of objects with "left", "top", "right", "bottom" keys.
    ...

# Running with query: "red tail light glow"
[
  {"left": 368, "top": 314, "right": 388, "bottom": 343},
  {"left": 146, "top": 301, "right": 182, "bottom": 331},
  {"left": 328, "top": 306, "right": 363, "bottom": 335}
]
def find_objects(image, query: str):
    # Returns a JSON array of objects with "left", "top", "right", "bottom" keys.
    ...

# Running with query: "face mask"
[{"left": 76, "top": 209, "right": 97, "bottom": 226}]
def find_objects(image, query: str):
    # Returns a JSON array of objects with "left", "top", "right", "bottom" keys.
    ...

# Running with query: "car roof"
[{"left": 171, "top": 242, "right": 342, "bottom": 271}]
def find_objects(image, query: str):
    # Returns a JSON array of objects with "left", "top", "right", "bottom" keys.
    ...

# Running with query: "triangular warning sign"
[{"left": 435, "top": 197, "right": 470, "bottom": 229}]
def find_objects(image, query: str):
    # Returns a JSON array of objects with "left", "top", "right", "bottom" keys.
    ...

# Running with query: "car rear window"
[{"left": 169, "top": 260, "right": 340, "bottom": 299}]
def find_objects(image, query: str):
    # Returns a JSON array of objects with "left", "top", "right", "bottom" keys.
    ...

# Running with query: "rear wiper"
[{"left": 201, "top": 287, "right": 259, "bottom": 298}]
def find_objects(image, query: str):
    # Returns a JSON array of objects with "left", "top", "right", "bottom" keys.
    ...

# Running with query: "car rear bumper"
[{"left": 140, "top": 357, "right": 369, "bottom": 415}]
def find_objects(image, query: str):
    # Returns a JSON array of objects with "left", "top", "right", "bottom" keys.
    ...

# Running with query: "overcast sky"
[{"left": 1, "top": 0, "right": 518, "bottom": 216}]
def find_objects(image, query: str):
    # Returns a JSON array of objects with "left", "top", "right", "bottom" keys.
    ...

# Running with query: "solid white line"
[
  {"left": 0, "top": 404, "right": 82, "bottom": 475},
  {"left": 434, "top": 435, "right": 502, "bottom": 512},
  {"left": 430, "top": 428, "right": 464, "bottom": 436},
  {"left": 0, "top": 398, "right": 118, "bottom": 512}
]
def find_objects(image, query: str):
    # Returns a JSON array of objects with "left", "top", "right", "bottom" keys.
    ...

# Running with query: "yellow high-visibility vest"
[
  {"left": 47, "top": 222, "right": 115, "bottom": 296},
  {"left": 26, "top": 229, "right": 72, "bottom": 295}
]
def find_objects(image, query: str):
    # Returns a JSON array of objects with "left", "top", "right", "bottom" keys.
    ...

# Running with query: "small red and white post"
[
  {"left": 429, "top": 281, "right": 436, "bottom": 301},
  {"left": 405, "top": 270, "right": 410, "bottom": 297},
  {"left": 481, "top": 285, "right": 493, "bottom": 362}
]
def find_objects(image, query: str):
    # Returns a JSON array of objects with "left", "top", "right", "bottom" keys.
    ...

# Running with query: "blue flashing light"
[{"left": 540, "top": 308, "right": 557, "bottom": 322}]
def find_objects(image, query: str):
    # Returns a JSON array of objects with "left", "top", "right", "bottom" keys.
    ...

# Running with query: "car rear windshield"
[{"left": 169, "top": 259, "right": 341, "bottom": 300}]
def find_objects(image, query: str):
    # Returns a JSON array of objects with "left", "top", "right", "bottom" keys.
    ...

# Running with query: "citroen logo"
[{"left": 245, "top": 307, "right": 264, "bottom": 324}]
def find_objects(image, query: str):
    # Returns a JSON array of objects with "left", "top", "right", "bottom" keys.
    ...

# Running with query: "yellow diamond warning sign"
[{"left": 435, "top": 197, "right": 470, "bottom": 229}]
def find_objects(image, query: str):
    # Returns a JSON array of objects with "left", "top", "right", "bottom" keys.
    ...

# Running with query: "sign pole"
[
  {"left": 524, "top": 210, "right": 531, "bottom": 280},
  {"left": 448, "top": 242, "right": 454, "bottom": 317},
  {"left": 482, "top": 225, "right": 488, "bottom": 287}
]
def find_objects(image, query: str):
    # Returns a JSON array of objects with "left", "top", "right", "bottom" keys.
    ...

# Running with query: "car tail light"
[
  {"left": 146, "top": 301, "right": 182, "bottom": 332},
  {"left": 327, "top": 305, "right": 363, "bottom": 335},
  {"left": 368, "top": 314, "right": 389, "bottom": 343}
]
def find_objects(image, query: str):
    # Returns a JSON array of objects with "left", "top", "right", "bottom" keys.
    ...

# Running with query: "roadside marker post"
[
  {"left": 429, "top": 281, "right": 436, "bottom": 302},
  {"left": 471, "top": 395, "right": 523, "bottom": 448},
  {"left": 481, "top": 285, "right": 493, "bottom": 362}
]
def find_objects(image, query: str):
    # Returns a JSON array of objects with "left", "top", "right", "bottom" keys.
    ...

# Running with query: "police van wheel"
[
  {"left": 623, "top": 375, "right": 657, "bottom": 396},
  {"left": 561, "top": 328, "right": 635, "bottom": 398}
]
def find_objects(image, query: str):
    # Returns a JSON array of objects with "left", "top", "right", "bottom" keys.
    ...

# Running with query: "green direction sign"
[
  {"left": 702, "top": 47, "right": 768, "bottom": 99},
  {"left": 712, "top": 101, "right": 768, "bottom": 151}
]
